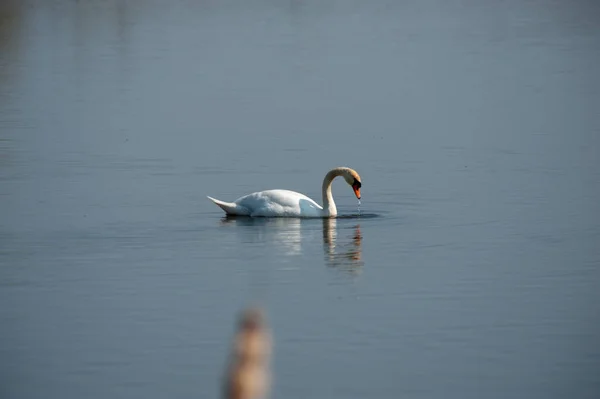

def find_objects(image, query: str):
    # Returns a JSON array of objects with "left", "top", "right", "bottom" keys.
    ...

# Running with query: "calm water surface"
[{"left": 1, "top": 0, "right": 599, "bottom": 398}]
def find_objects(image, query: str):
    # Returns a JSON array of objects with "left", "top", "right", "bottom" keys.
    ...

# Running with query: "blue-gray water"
[{"left": 1, "top": 1, "right": 599, "bottom": 398}]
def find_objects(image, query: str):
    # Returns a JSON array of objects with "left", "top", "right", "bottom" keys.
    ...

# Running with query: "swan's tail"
[{"left": 207, "top": 196, "right": 250, "bottom": 216}]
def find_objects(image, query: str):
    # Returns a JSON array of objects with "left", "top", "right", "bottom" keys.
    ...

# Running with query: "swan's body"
[
  {"left": 207, "top": 190, "right": 324, "bottom": 217},
  {"left": 207, "top": 167, "right": 362, "bottom": 218}
]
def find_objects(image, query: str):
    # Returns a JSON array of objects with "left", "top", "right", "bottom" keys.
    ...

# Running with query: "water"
[{"left": 1, "top": 0, "right": 599, "bottom": 398}]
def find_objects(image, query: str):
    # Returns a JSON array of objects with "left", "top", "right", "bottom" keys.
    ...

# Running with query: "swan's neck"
[{"left": 321, "top": 168, "right": 345, "bottom": 217}]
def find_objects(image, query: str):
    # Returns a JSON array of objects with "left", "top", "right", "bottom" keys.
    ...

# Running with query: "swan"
[{"left": 207, "top": 167, "right": 362, "bottom": 218}]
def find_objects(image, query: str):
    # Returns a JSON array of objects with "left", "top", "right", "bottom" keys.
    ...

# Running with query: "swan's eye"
[{"left": 353, "top": 179, "right": 361, "bottom": 189}]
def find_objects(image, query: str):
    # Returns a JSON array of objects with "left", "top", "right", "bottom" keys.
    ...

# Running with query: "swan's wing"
[{"left": 236, "top": 190, "right": 323, "bottom": 217}]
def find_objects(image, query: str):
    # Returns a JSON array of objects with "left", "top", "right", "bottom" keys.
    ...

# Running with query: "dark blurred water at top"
[{"left": 1, "top": 1, "right": 599, "bottom": 398}]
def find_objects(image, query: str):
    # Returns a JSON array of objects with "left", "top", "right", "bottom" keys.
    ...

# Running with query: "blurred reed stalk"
[{"left": 222, "top": 307, "right": 272, "bottom": 399}]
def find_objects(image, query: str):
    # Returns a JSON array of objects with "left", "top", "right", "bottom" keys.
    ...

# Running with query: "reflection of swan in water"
[
  {"left": 322, "top": 218, "right": 363, "bottom": 273},
  {"left": 219, "top": 216, "right": 363, "bottom": 271},
  {"left": 221, "top": 216, "right": 304, "bottom": 256}
]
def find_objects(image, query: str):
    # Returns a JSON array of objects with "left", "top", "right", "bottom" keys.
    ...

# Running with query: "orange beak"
[{"left": 353, "top": 186, "right": 361, "bottom": 199}]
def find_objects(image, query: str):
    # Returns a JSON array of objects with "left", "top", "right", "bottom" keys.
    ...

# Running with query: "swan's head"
[{"left": 342, "top": 168, "right": 362, "bottom": 199}]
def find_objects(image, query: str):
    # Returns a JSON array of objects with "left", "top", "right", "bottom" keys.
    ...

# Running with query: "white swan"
[{"left": 207, "top": 167, "right": 362, "bottom": 218}]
